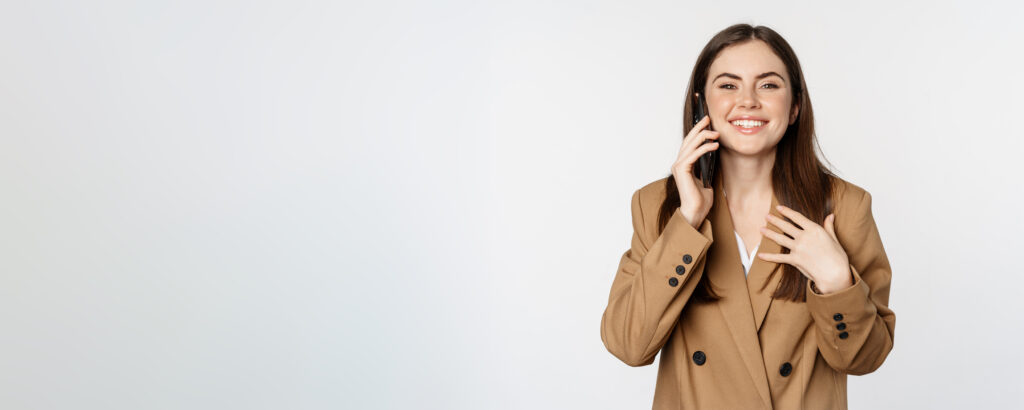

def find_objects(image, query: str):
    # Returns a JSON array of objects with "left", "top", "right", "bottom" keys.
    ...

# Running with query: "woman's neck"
[{"left": 720, "top": 149, "right": 775, "bottom": 206}]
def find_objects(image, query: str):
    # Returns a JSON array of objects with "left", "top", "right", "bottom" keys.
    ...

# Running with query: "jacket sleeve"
[
  {"left": 600, "top": 188, "right": 714, "bottom": 367},
  {"left": 806, "top": 190, "right": 896, "bottom": 375}
]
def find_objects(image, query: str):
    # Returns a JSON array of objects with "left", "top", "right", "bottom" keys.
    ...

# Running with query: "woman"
[{"left": 599, "top": 24, "right": 895, "bottom": 409}]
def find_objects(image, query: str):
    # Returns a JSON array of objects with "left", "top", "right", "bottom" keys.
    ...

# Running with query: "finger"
[
  {"left": 680, "top": 129, "right": 719, "bottom": 159},
  {"left": 775, "top": 205, "right": 815, "bottom": 230},
  {"left": 824, "top": 213, "right": 838, "bottom": 240},
  {"left": 680, "top": 142, "right": 718, "bottom": 172},
  {"left": 756, "top": 252, "right": 791, "bottom": 265},
  {"left": 759, "top": 225, "right": 795, "bottom": 249},
  {"left": 683, "top": 116, "right": 715, "bottom": 145},
  {"left": 682, "top": 141, "right": 720, "bottom": 170},
  {"left": 765, "top": 213, "right": 802, "bottom": 238},
  {"left": 757, "top": 253, "right": 809, "bottom": 279},
  {"left": 693, "top": 114, "right": 710, "bottom": 129},
  {"left": 683, "top": 116, "right": 710, "bottom": 145}
]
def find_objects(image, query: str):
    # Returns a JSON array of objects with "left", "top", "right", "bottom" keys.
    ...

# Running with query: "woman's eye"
[{"left": 718, "top": 83, "right": 779, "bottom": 89}]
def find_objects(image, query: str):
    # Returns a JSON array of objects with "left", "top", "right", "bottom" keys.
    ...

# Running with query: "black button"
[
  {"left": 836, "top": 323, "right": 846, "bottom": 331},
  {"left": 675, "top": 265, "right": 685, "bottom": 275},
  {"left": 779, "top": 362, "right": 792, "bottom": 377},
  {"left": 833, "top": 313, "right": 843, "bottom": 322},
  {"left": 838, "top": 331, "right": 849, "bottom": 339},
  {"left": 669, "top": 277, "right": 679, "bottom": 287},
  {"left": 683, "top": 254, "right": 693, "bottom": 264},
  {"left": 693, "top": 351, "right": 706, "bottom": 365}
]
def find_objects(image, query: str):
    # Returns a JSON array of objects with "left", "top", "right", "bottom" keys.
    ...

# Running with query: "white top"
[{"left": 734, "top": 231, "right": 759, "bottom": 277}]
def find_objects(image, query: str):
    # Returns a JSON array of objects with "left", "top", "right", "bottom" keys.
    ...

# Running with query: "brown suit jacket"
[{"left": 600, "top": 175, "right": 895, "bottom": 409}]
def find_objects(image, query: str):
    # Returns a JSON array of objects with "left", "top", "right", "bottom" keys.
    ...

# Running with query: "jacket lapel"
[
  {"left": 708, "top": 176, "right": 772, "bottom": 410},
  {"left": 746, "top": 191, "right": 786, "bottom": 333}
]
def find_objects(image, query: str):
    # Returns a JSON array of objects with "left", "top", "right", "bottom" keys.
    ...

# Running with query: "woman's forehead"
[{"left": 708, "top": 41, "right": 788, "bottom": 81}]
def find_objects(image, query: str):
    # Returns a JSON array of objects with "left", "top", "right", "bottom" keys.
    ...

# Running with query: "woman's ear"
[{"left": 789, "top": 103, "right": 800, "bottom": 125}]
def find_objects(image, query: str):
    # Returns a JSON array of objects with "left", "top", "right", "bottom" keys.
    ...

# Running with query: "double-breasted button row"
[
  {"left": 692, "top": 350, "right": 706, "bottom": 365},
  {"left": 693, "top": 353, "right": 790, "bottom": 376},
  {"left": 779, "top": 362, "right": 792, "bottom": 377},
  {"left": 833, "top": 313, "right": 849, "bottom": 339}
]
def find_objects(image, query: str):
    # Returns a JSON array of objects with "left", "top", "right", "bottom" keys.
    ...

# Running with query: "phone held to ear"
[{"left": 691, "top": 92, "right": 717, "bottom": 189}]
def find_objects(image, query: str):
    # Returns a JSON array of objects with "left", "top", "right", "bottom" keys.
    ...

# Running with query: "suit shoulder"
[
  {"left": 629, "top": 176, "right": 672, "bottom": 234},
  {"left": 827, "top": 174, "right": 872, "bottom": 220},
  {"left": 638, "top": 174, "right": 671, "bottom": 196},
  {"left": 827, "top": 174, "right": 868, "bottom": 195},
  {"left": 636, "top": 176, "right": 672, "bottom": 203}
]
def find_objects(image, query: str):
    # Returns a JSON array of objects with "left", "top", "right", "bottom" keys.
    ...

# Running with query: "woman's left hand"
[{"left": 757, "top": 205, "right": 853, "bottom": 294}]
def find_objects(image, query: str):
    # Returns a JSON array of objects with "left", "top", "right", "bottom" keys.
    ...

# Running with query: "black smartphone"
[{"left": 691, "top": 92, "right": 717, "bottom": 188}]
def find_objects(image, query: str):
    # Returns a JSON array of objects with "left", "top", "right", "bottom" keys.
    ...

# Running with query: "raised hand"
[
  {"left": 756, "top": 205, "right": 853, "bottom": 294},
  {"left": 672, "top": 114, "right": 720, "bottom": 229}
]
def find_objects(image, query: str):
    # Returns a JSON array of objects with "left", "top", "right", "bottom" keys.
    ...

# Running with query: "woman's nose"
[{"left": 737, "top": 87, "right": 760, "bottom": 108}]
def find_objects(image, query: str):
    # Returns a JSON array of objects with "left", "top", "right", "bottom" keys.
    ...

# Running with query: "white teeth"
[{"left": 731, "top": 120, "right": 765, "bottom": 128}]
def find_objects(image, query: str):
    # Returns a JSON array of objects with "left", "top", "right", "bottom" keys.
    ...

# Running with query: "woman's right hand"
[{"left": 672, "top": 115, "right": 720, "bottom": 229}]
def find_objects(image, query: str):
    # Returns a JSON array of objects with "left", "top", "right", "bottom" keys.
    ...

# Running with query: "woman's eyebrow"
[{"left": 712, "top": 71, "right": 785, "bottom": 83}]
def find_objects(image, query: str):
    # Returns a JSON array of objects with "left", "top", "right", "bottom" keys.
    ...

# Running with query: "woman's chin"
[{"left": 719, "top": 141, "right": 774, "bottom": 157}]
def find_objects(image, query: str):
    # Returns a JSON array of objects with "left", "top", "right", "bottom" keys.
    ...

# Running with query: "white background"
[{"left": 2, "top": 0, "right": 1022, "bottom": 408}]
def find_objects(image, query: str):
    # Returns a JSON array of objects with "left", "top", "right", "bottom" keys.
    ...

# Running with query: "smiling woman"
[
  {"left": 600, "top": 24, "right": 895, "bottom": 409},
  {"left": 705, "top": 42, "right": 799, "bottom": 157}
]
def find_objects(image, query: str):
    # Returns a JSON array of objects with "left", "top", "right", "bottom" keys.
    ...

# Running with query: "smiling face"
[{"left": 704, "top": 40, "right": 799, "bottom": 156}]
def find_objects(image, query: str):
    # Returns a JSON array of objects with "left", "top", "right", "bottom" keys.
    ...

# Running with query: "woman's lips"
[{"left": 731, "top": 121, "right": 767, "bottom": 134}]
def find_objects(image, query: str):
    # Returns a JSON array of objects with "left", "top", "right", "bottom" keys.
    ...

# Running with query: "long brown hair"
[{"left": 658, "top": 23, "right": 841, "bottom": 303}]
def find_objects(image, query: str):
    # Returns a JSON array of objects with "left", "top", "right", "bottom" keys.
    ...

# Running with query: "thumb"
[{"left": 824, "top": 213, "right": 838, "bottom": 240}]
